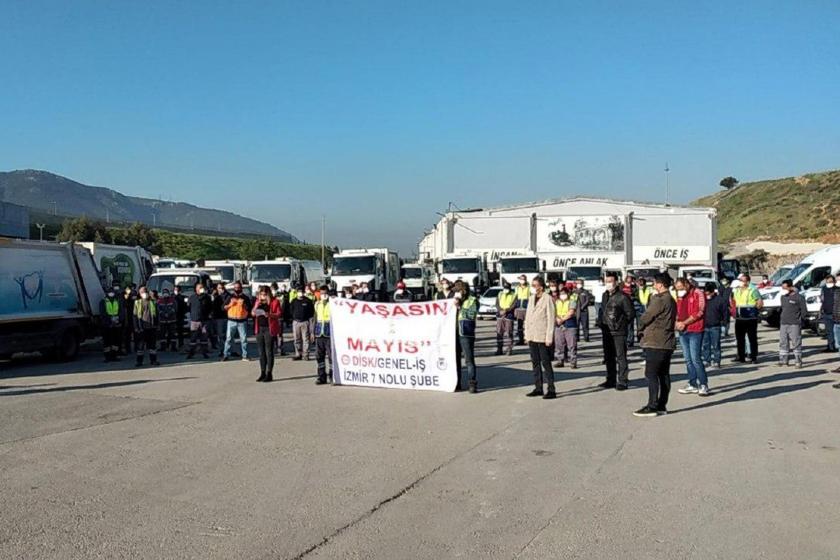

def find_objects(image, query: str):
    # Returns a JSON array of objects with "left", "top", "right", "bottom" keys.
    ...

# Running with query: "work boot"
[
  {"left": 495, "top": 348, "right": 503, "bottom": 356},
  {"left": 186, "top": 351, "right": 194, "bottom": 360},
  {"left": 256, "top": 374, "right": 266, "bottom": 382},
  {"left": 526, "top": 388, "right": 544, "bottom": 397},
  {"left": 468, "top": 381, "right": 478, "bottom": 394},
  {"left": 135, "top": 356, "right": 143, "bottom": 367},
  {"left": 506, "top": 348, "right": 513, "bottom": 356},
  {"left": 263, "top": 373, "right": 273, "bottom": 382},
  {"left": 315, "top": 378, "right": 327, "bottom": 385},
  {"left": 542, "top": 390, "right": 557, "bottom": 400},
  {"left": 327, "top": 374, "right": 333, "bottom": 384},
  {"left": 150, "top": 355, "right": 159, "bottom": 366}
]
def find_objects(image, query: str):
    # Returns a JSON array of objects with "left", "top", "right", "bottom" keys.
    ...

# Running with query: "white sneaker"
[
  {"left": 678, "top": 384, "right": 699, "bottom": 394},
  {"left": 698, "top": 384, "right": 710, "bottom": 396}
]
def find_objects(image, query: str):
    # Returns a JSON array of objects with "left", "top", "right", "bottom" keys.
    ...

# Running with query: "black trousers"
[
  {"left": 516, "top": 319, "right": 525, "bottom": 343},
  {"left": 315, "top": 336, "right": 332, "bottom": 381},
  {"left": 159, "top": 323, "right": 176, "bottom": 350},
  {"left": 529, "top": 342, "right": 555, "bottom": 392},
  {"left": 459, "top": 336, "right": 476, "bottom": 385},
  {"left": 602, "top": 328, "right": 629, "bottom": 386},
  {"left": 103, "top": 327, "right": 121, "bottom": 357},
  {"left": 175, "top": 317, "right": 186, "bottom": 347},
  {"left": 644, "top": 348, "right": 673, "bottom": 410},
  {"left": 735, "top": 319, "right": 759, "bottom": 361},
  {"left": 578, "top": 311, "right": 590, "bottom": 342},
  {"left": 136, "top": 329, "right": 157, "bottom": 362},
  {"left": 122, "top": 326, "right": 134, "bottom": 354},
  {"left": 256, "top": 330, "right": 275, "bottom": 377},
  {"left": 455, "top": 332, "right": 462, "bottom": 388},
  {"left": 188, "top": 321, "right": 209, "bottom": 355}
]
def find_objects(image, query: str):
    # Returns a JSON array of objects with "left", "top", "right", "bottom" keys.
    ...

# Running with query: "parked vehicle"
[
  {"left": 331, "top": 249, "right": 400, "bottom": 301},
  {"left": 203, "top": 260, "right": 248, "bottom": 287},
  {"left": 678, "top": 266, "right": 718, "bottom": 288},
  {"left": 77, "top": 242, "right": 154, "bottom": 289},
  {"left": 154, "top": 257, "right": 197, "bottom": 270},
  {"left": 803, "top": 287, "right": 825, "bottom": 335},
  {"left": 0, "top": 239, "right": 106, "bottom": 361},
  {"left": 146, "top": 269, "right": 213, "bottom": 298},
  {"left": 760, "top": 245, "right": 840, "bottom": 328},
  {"left": 478, "top": 286, "right": 503, "bottom": 320},
  {"left": 565, "top": 265, "right": 606, "bottom": 303},
  {"left": 439, "top": 254, "right": 489, "bottom": 294},
  {"left": 400, "top": 262, "right": 433, "bottom": 300},
  {"left": 766, "top": 264, "right": 794, "bottom": 287},
  {"left": 497, "top": 255, "right": 543, "bottom": 287},
  {"left": 248, "top": 258, "right": 325, "bottom": 294}
]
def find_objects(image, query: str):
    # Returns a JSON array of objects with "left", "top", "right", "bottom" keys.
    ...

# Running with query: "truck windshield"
[
  {"left": 500, "top": 258, "right": 539, "bottom": 274},
  {"left": 212, "top": 265, "right": 234, "bottom": 282},
  {"left": 249, "top": 264, "right": 292, "bottom": 282},
  {"left": 565, "top": 266, "right": 602, "bottom": 280},
  {"left": 147, "top": 275, "right": 200, "bottom": 295},
  {"left": 769, "top": 267, "right": 792, "bottom": 284},
  {"left": 401, "top": 267, "right": 422, "bottom": 279},
  {"left": 333, "top": 256, "right": 376, "bottom": 275},
  {"left": 443, "top": 258, "right": 478, "bottom": 274},
  {"left": 625, "top": 268, "right": 659, "bottom": 280},
  {"left": 683, "top": 269, "right": 714, "bottom": 279}
]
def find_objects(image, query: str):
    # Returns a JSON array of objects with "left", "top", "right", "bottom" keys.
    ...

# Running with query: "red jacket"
[
  {"left": 252, "top": 298, "right": 283, "bottom": 336},
  {"left": 676, "top": 287, "right": 706, "bottom": 333}
]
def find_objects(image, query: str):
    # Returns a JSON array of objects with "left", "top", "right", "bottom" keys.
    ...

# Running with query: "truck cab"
[
  {"left": 678, "top": 266, "right": 718, "bottom": 289},
  {"left": 400, "top": 263, "right": 433, "bottom": 300},
  {"left": 498, "top": 255, "right": 543, "bottom": 287},
  {"left": 439, "top": 255, "right": 489, "bottom": 294},
  {"left": 248, "top": 259, "right": 302, "bottom": 294},
  {"left": 331, "top": 249, "right": 400, "bottom": 301},
  {"left": 203, "top": 260, "right": 248, "bottom": 288}
]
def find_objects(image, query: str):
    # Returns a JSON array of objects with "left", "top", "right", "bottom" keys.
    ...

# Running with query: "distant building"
[{"left": 0, "top": 202, "right": 30, "bottom": 239}]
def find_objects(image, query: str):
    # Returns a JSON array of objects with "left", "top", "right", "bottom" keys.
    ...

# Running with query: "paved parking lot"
[{"left": 2, "top": 323, "right": 839, "bottom": 560}]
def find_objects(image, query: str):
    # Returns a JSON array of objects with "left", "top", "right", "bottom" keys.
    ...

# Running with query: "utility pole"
[
  {"left": 664, "top": 162, "right": 671, "bottom": 206},
  {"left": 321, "top": 215, "right": 326, "bottom": 269},
  {"left": 36, "top": 223, "right": 45, "bottom": 241},
  {"left": 50, "top": 201, "right": 57, "bottom": 216}
]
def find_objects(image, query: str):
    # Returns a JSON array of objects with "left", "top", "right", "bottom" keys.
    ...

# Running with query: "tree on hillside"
[
  {"left": 720, "top": 176, "right": 739, "bottom": 190},
  {"left": 112, "top": 222, "right": 161, "bottom": 253},
  {"left": 56, "top": 217, "right": 112, "bottom": 243}
]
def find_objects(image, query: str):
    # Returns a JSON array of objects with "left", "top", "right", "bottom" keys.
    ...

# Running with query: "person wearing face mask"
[
  {"left": 701, "top": 282, "right": 728, "bottom": 370},
  {"left": 574, "top": 279, "right": 592, "bottom": 343},
  {"left": 524, "top": 276, "right": 557, "bottom": 399},
  {"left": 633, "top": 273, "right": 677, "bottom": 417},
  {"left": 514, "top": 275, "right": 530, "bottom": 346},
  {"left": 121, "top": 286, "right": 137, "bottom": 355},
  {"left": 674, "top": 278, "right": 709, "bottom": 396},
  {"left": 777, "top": 279, "right": 807, "bottom": 368},
  {"left": 553, "top": 287, "right": 579, "bottom": 369},
  {"left": 252, "top": 286, "right": 282, "bottom": 382},
  {"left": 393, "top": 281, "right": 412, "bottom": 303},
  {"left": 172, "top": 285, "right": 188, "bottom": 350},
  {"left": 133, "top": 286, "right": 159, "bottom": 367},
  {"left": 718, "top": 277, "right": 733, "bottom": 337},
  {"left": 495, "top": 281, "right": 516, "bottom": 356},
  {"left": 434, "top": 280, "right": 453, "bottom": 300},
  {"left": 596, "top": 272, "right": 635, "bottom": 390},
  {"left": 313, "top": 286, "right": 334, "bottom": 384},
  {"left": 290, "top": 287, "right": 315, "bottom": 361},
  {"left": 730, "top": 273, "right": 763, "bottom": 364},
  {"left": 186, "top": 282, "right": 212, "bottom": 360},
  {"left": 156, "top": 288, "right": 178, "bottom": 352},
  {"left": 453, "top": 281, "right": 479, "bottom": 393},
  {"left": 622, "top": 275, "right": 639, "bottom": 348},
  {"left": 820, "top": 275, "right": 837, "bottom": 354},
  {"left": 211, "top": 284, "right": 228, "bottom": 357},
  {"left": 222, "top": 281, "right": 251, "bottom": 362},
  {"left": 99, "top": 287, "right": 125, "bottom": 362}
]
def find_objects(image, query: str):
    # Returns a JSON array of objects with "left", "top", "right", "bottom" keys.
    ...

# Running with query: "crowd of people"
[
  {"left": 443, "top": 270, "right": 840, "bottom": 412},
  {"left": 97, "top": 268, "right": 840, "bottom": 401}
]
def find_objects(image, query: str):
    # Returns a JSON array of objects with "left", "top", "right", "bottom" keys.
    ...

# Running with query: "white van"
[{"left": 760, "top": 245, "right": 840, "bottom": 327}]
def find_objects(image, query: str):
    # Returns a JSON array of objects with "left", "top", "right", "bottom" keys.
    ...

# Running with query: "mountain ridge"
[{"left": 0, "top": 169, "right": 297, "bottom": 241}]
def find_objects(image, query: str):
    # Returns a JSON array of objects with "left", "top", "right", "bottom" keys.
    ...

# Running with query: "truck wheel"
[{"left": 55, "top": 329, "right": 80, "bottom": 362}]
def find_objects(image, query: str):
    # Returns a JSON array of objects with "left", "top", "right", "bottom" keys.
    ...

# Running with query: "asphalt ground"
[{"left": 2, "top": 321, "right": 839, "bottom": 560}]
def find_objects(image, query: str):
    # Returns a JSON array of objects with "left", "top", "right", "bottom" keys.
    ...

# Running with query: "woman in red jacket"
[
  {"left": 252, "top": 286, "right": 283, "bottom": 382},
  {"left": 675, "top": 278, "right": 709, "bottom": 396}
]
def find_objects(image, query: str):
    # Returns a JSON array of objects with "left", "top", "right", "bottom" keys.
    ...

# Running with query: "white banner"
[
  {"left": 633, "top": 245, "right": 712, "bottom": 264},
  {"left": 541, "top": 252, "right": 626, "bottom": 271},
  {"left": 330, "top": 299, "right": 458, "bottom": 392}
]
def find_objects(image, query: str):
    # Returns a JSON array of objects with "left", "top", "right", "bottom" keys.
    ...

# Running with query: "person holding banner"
[
  {"left": 514, "top": 275, "right": 530, "bottom": 346},
  {"left": 495, "top": 281, "right": 516, "bottom": 356},
  {"left": 454, "top": 281, "right": 479, "bottom": 393},
  {"left": 314, "top": 286, "right": 333, "bottom": 385},
  {"left": 524, "top": 276, "right": 557, "bottom": 399},
  {"left": 252, "top": 286, "right": 281, "bottom": 383}
]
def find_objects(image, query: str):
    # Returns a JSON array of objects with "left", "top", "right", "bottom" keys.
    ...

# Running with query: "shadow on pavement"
[
  {"left": 671, "top": 378, "right": 833, "bottom": 415},
  {"left": 0, "top": 377, "right": 196, "bottom": 397}
]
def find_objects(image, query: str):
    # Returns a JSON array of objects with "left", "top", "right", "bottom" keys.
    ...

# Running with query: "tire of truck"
[{"left": 53, "top": 327, "right": 81, "bottom": 362}]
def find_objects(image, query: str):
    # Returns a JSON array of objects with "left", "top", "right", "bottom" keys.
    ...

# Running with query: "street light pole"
[
  {"left": 36, "top": 223, "right": 45, "bottom": 241},
  {"left": 321, "top": 215, "right": 326, "bottom": 269},
  {"left": 664, "top": 162, "right": 671, "bottom": 206}
]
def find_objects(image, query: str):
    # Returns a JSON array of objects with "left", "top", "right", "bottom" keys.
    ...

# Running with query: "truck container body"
[
  {"left": 203, "top": 260, "right": 249, "bottom": 287},
  {"left": 439, "top": 255, "right": 489, "bottom": 294},
  {"left": 78, "top": 242, "right": 154, "bottom": 289},
  {"left": 498, "top": 255, "right": 542, "bottom": 287},
  {"left": 331, "top": 248, "right": 400, "bottom": 301},
  {"left": 399, "top": 263, "right": 433, "bottom": 300}
]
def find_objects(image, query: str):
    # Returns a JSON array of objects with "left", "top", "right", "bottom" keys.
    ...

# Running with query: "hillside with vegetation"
[
  {"left": 693, "top": 169, "right": 840, "bottom": 244},
  {"left": 47, "top": 217, "right": 332, "bottom": 263}
]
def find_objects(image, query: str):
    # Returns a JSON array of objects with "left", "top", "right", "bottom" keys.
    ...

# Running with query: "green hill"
[{"left": 693, "top": 169, "right": 840, "bottom": 244}]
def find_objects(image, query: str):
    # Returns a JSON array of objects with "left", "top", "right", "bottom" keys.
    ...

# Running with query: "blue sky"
[{"left": 2, "top": 1, "right": 838, "bottom": 254}]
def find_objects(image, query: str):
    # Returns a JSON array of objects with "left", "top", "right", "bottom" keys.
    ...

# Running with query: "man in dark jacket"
[
  {"left": 211, "top": 283, "right": 227, "bottom": 356},
  {"left": 157, "top": 288, "right": 177, "bottom": 352},
  {"left": 778, "top": 280, "right": 807, "bottom": 368},
  {"left": 597, "top": 272, "right": 636, "bottom": 390},
  {"left": 821, "top": 275, "right": 837, "bottom": 353},
  {"left": 133, "top": 286, "right": 159, "bottom": 367},
  {"left": 719, "top": 277, "right": 733, "bottom": 337},
  {"left": 634, "top": 273, "right": 677, "bottom": 417},
  {"left": 187, "top": 283, "right": 212, "bottom": 359},
  {"left": 574, "top": 280, "right": 593, "bottom": 342},
  {"left": 290, "top": 290, "right": 315, "bottom": 360},
  {"left": 99, "top": 287, "right": 124, "bottom": 362},
  {"left": 121, "top": 286, "right": 137, "bottom": 355},
  {"left": 701, "top": 282, "right": 729, "bottom": 369}
]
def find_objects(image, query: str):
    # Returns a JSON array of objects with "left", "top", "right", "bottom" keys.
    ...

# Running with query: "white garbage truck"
[
  {"left": 438, "top": 254, "right": 489, "bottom": 294},
  {"left": 77, "top": 242, "right": 154, "bottom": 289},
  {"left": 248, "top": 258, "right": 326, "bottom": 294},
  {"left": 0, "top": 239, "right": 106, "bottom": 361},
  {"left": 498, "top": 254, "right": 543, "bottom": 287},
  {"left": 331, "top": 248, "right": 400, "bottom": 301}
]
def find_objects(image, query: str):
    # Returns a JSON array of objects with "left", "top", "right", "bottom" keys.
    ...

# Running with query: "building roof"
[{"left": 457, "top": 195, "right": 713, "bottom": 214}]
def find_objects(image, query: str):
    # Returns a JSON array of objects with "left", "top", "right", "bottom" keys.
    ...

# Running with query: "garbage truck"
[{"left": 0, "top": 239, "right": 106, "bottom": 361}]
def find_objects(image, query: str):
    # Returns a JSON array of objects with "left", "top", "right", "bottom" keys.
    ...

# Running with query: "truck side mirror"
[{"left": 541, "top": 260, "right": 546, "bottom": 272}]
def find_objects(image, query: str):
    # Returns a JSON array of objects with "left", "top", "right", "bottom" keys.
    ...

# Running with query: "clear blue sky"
[{"left": 2, "top": 1, "right": 838, "bottom": 254}]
